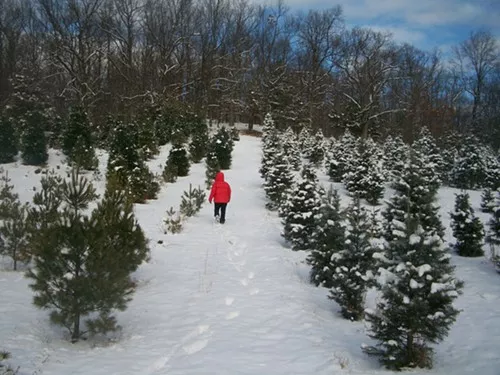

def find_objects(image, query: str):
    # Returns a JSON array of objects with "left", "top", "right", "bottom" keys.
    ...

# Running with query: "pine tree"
[
  {"left": 20, "top": 110, "right": 48, "bottom": 166},
  {"left": 298, "top": 126, "right": 313, "bottom": 154},
  {"left": 450, "top": 192, "right": 484, "bottom": 257},
  {"left": 343, "top": 139, "right": 385, "bottom": 205},
  {"left": 383, "top": 134, "right": 409, "bottom": 184},
  {"left": 205, "top": 150, "right": 220, "bottom": 189},
  {"left": 281, "top": 164, "right": 323, "bottom": 251},
  {"left": 328, "top": 198, "right": 376, "bottom": 321},
  {"left": 0, "top": 115, "right": 18, "bottom": 163},
  {"left": 106, "top": 121, "right": 159, "bottom": 203},
  {"left": 260, "top": 128, "right": 281, "bottom": 180},
  {"left": 0, "top": 172, "right": 30, "bottom": 270},
  {"left": 208, "top": 127, "right": 233, "bottom": 170},
  {"left": 363, "top": 151, "right": 463, "bottom": 370},
  {"left": 486, "top": 189, "right": 500, "bottom": 269},
  {"left": 61, "top": 106, "right": 98, "bottom": 170},
  {"left": 327, "top": 130, "right": 358, "bottom": 182},
  {"left": 263, "top": 150, "right": 295, "bottom": 210},
  {"left": 384, "top": 149, "right": 445, "bottom": 241},
  {"left": 305, "top": 129, "right": 326, "bottom": 166},
  {"left": 165, "top": 144, "right": 190, "bottom": 177},
  {"left": 26, "top": 170, "right": 149, "bottom": 342},
  {"left": 281, "top": 127, "right": 301, "bottom": 170},
  {"left": 306, "top": 186, "right": 345, "bottom": 288},
  {"left": 450, "top": 137, "right": 488, "bottom": 190},
  {"left": 413, "top": 126, "right": 445, "bottom": 181},
  {"left": 261, "top": 112, "right": 276, "bottom": 148},
  {"left": 481, "top": 188, "right": 496, "bottom": 213},
  {"left": 189, "top": 123, "right": 209, "bottom": 163},
  {"left": 136, "top": 118, "right": 159, "bottom": 160}
]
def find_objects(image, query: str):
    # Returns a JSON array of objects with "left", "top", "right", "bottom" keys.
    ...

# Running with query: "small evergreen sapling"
[
  {"left": 329, "top": 198, "right": 376, "bottom": 321},
  {"left": 281, "top": 127, "right": 301, "bottom": 170},
  {"left": 450, "top": 192, "right": 484, "bottom": 257},
  {"left": 26, "top": 170, "right": 149, "bottom": 342},
  {"left": 0, "top": 116, "right": 18, "bottom": 163},
  {"left": 281, "top": 164, "right": 323, "bottom": 251},
  {"left": 0, "top": 173, "right": 30, "bottom": 270},
  {"left": 180, "top": 184, "right": 206, "bottom": 217},
  {"left": 209, "top": 127, "right": 233, "bottom": 169},
  {"left": 0, "top": 350, "right": 18, "bottom": 375},
  {"left": 306, "top": 186, "right": 345, "bottom": 288},
  {"left": 163, "top": 207, "right": 183, "bottom": 234}
]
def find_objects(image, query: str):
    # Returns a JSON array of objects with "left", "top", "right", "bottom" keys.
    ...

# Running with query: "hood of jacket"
[{"left": 215, "top": 171, "right": 225, "bottom": 182}]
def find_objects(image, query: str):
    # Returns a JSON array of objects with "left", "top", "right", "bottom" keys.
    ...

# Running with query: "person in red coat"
[{"left": 208, "top": 171, "right": 231, "bottom": 224}]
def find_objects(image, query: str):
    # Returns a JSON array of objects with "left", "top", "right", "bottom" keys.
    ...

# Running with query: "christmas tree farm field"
[{"left": 0, "top": 134, "right": 499, "bottom": 375}]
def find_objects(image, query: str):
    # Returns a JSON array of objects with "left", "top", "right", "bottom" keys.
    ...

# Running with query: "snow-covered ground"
[{"left": 1, "top": 135, "right": 499, "bottom": 375}]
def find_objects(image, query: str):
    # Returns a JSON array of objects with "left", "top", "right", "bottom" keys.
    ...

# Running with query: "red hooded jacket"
[{"left": 209, "top": 172, "right": 231, "bottom": 203}]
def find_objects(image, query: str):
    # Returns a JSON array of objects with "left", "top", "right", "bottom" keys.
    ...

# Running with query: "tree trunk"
[{"left": 71, "top": 311, "right": 80, "bottom": 343}]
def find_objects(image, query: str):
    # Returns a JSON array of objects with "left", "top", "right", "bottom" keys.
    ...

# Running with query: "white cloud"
[{"left": 367, "top": 25, "right": 426, "bottom": 45}]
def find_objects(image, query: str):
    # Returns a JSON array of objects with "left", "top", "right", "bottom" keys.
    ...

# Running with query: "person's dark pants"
[{"left": 214, "top": 203, "right": 227, "bottom": 223}]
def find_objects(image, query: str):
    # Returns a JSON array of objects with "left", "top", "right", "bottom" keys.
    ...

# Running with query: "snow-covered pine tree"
[
  {"left": 263, "top": 150, "right": 295, "bottom": 210},
  {"left": 413, "top": 126, "right": 445, "bottom": 181},
  {"left": 208, "top": 127, "right": 233, "bottom": 170},
  {"left": 165, "top": 144, "right": 190, "bottom": 177},
  {"left": 486, "top": 189, "right": 500, "bottom": 270},
  {"left": 450, "top": 192, "right": 484, "bottom": 257},
  {"left": 281, "top": 127, "right": 301, "bottom": 170},
  {"left": 306, "top": 186, "right": 345, "bottom": 288},
  {"left": 260, "top": 128, "right": 281, "bottom": 180},
  {"left": 481, "top": 188, "right": 495, "bottom": 213},
  {"left": 450, "top": 136, "right": 488, "bottom": 190},
  {"left": 61, "top": 106, "right": 98, "bottom": 170},
  {"left": 364, "top": 150, "right": 463, "bottom": 370},
  {"left": 305, "top": 129, "right": 326, "bottom": 167},
  {"left": 484, "top": 151, "right": 500, "bottom": 190},
  {"left": 328, "top": 198, "right": 376, "bottom": 321},
  {"left": 383, "top": 148, "right": 445, "bottom": 241},
  {"left": 189, "top": 122, "right": 209, "bottom": 163},
  {"left": 327, "top": 130, "right": 358, "bottom": 182},
  {"left": 20, "top": 110, "right": 48, "bottom": 166},
  {"left": 281, "top": 163, "right": 323, "bottom": 251},
  {"left": 26, "top": 170, "right": 149, "bottom": 342},
  {"left": 383, "top": 134, "right": 409, "bottom": 184},
  {"left": 261, "top": 112, "right": 276, "bottom": 147},
  {"left": 106, "top": 120, "right": 159, "bottom": 203},
  {"left": 0, "top": 115, "right": 18, "bottom": 163},
  {"left": 298, "top": 126, "right": 313, "bottom": 155},
  {"left": 343, "top": 139, "right": 385, "bottom": 205}
]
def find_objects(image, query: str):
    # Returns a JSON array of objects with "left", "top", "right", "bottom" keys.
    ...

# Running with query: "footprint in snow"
[
  {"left": 249, "top": 288, "right": 259, "bottom": 295},
  {"left": 225, "top": 311, "right": 240, "bottom": 320},
  {"left": 225, "top": 296, "right": 234, "bottom": 306},
  {"left": 182, "top": 339, "right": 209, "bottom": 355},
  {"left": 240, "top": 279, "right": 249, "bottom": 286},
  {"left": 248, "top": 272, "right": 254, "bottom": 279}
]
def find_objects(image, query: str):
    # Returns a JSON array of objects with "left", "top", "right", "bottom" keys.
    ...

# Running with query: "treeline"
[{"left": 0, "top": 0, "right": 499, "bottom": 147}]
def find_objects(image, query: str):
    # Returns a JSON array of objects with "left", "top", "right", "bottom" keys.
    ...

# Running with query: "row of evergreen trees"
[
  {"left": 260, "top": 114, "right": 465, "bottom": 370},
  {"left": 284, "top": 123, "right": 500, "bottom": 195}
]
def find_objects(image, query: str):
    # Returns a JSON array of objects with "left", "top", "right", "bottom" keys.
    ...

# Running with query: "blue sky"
[{"left": 265, "top": 0, "right": 500, "bottom": 58}]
